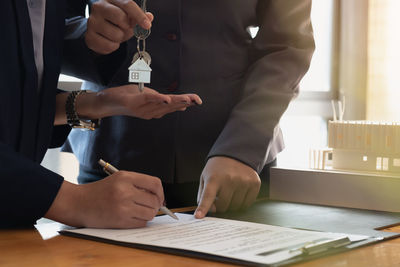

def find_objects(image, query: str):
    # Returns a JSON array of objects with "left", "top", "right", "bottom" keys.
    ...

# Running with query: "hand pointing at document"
[{"left": 195, "top": 157, "right": 261, "bottom": 219}]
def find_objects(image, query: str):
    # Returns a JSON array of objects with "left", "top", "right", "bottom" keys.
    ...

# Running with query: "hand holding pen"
[{"left": 99, "top": 159, "right": 178, "bottom": 220}]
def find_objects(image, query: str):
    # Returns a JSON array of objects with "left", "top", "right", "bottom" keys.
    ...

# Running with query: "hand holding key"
[{"left": 85, "top": 0, "right": 153, "bottom": 55}]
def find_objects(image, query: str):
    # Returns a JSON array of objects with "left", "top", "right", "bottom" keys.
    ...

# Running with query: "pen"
[{"left": 98, "top": 159, "right": 179, "bottom": 220}]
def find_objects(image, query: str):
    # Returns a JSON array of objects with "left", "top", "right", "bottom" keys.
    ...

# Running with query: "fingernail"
[
  {"left": 142, "top": 19, "right": 151, "bottom": 29},
  {"left": 195, "top": 210, "right": 203, "bottom": 218}
]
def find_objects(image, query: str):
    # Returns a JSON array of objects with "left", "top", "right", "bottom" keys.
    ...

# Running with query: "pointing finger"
[{"left": 195, "top": 179, "right": 218, "bottom": 219}]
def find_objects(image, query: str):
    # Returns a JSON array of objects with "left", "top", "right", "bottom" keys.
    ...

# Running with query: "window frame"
[
  {"left": 287, "top": 0, "right": 369, "bottom": 121},
  {"left": 285, "top": 0, "right": 340, "bottom": 119},
  {"left": 337, "top": 0, "right": 368, "bottom": 120}
]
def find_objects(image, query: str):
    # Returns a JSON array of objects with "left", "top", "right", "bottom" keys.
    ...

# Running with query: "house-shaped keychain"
[{"left": 128, "top": 58, "right": 152, "bottom": 83}]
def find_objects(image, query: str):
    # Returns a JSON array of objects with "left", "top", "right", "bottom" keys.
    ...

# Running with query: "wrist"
[
  {"left": 74, "top": 90, "right": 98, "bottom": 119},
  {"left": 45, "top": 181, "right": 85, "bottom": 227},
  {"left": 65, "top": 90, "right": 101, "bottom": 130},
  {"left": 75, "top": 90, "right": 115, "bottom": 119},
  {"left": 207, "top": 156, "right": 257, "bottom": 173}
]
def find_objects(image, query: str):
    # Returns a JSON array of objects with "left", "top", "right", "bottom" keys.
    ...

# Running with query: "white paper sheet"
[{"left": 63, "top": 213, "right": 368, "bottom": 265}]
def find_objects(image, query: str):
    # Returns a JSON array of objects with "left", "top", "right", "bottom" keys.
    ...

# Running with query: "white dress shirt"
[{"left": 27, "top": 0, "right": 46, "bottom": 90}]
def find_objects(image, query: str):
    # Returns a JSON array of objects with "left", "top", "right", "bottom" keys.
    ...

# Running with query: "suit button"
[
  {"left": 166, "top": 33, "right": 178, "bottom": 41},
  {"left": 167, "top": 81, "right": 178, "bottom": 92}
]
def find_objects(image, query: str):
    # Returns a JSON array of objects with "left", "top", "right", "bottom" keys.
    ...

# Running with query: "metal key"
[
  {"left": 135, "top": 39, "right": 152, "bottom": 92},
  {"left": 132, "top": 0, "right": 151, "bottom": 92},
  {"left": 132, "top": 51, "right": 152, "bottom": 66}
]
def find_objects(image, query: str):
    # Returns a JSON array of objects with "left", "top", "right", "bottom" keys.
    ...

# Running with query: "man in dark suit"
[
  {"left": 0, "top": 0, "right": 200, "bottom": 228},
  {"left": 63, "top": 0, "right": 315, "bottom": 218}
]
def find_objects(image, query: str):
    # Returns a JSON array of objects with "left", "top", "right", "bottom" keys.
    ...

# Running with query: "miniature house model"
[
  {"left": 328, "top": 121, "right": 400, "bottom": 173},
  {"left": 128, "top": 58, "right": 152, "bottom": 83}
]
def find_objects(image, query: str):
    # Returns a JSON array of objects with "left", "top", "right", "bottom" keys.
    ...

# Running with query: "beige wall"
[{"left": 367, "top": 0, "right": 400, "bottom": 121}]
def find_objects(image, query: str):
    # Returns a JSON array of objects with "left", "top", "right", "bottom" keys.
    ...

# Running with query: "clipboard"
[
  {"left": 217, "top": 200, "right": 400, "bottom": 239},
  {"left": 61, "top": 230, "right": 379, "bottom": 267},
  {"left": 60, "top": 212, "right": 382, "bottom": 267}
]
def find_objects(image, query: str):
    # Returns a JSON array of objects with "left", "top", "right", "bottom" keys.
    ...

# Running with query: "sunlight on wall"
[{"left": 367, "top": 0, "right": 400, "bottom": 121}]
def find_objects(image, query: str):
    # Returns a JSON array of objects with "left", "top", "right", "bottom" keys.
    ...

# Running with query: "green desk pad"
[{"left": 217, "top": 200, "right": 400, "bottom": 239}]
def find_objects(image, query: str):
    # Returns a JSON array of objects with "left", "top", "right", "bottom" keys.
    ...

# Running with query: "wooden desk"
[{"left": 2, "top": 222, "right": 400, "bottom": 267}]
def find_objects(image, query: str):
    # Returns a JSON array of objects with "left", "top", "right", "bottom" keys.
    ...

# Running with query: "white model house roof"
[{"left": 129, "top": 58, "right": 152, "bottom": 71}]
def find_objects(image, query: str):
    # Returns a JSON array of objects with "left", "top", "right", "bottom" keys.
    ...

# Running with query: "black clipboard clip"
[{"left": 289, "top": 236, "right": 351, "bottom": 256}]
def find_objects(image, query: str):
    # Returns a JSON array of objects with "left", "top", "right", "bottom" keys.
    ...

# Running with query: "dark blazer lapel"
[
  {"left": 13, "top": 0, "right": 39, "bottom": 159},
  {"left": 35, "top": 0, "right": 66, "bottom": 161}
]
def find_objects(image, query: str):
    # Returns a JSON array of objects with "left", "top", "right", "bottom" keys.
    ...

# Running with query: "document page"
[{"left": 63, "top": 213, "right": 368, "bottom": 265}]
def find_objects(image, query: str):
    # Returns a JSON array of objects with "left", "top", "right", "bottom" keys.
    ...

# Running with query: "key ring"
[
  {"left": 141, "top": 0, "right": 147, "bottom": 12},
  {"left": 136, "top": 39, "right": 146, "bottom": 58}
]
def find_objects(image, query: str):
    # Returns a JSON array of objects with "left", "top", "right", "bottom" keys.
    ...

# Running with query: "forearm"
[
  {"left": 54, "top": 86, "right": 200, "bottom": 126},
  {"left": 45, "top": 180, "right": 85, "bottom": 227},
  {"left": 0, "top": 143, "right": 64, "bottom": 227}
]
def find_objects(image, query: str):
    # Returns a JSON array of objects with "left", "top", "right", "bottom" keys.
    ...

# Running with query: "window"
[
  {"left": 278, "top": 0, "right": 338, "bottom": 167},
  {"left": 131, "top": 72, "right": 140, "bottom": 80},
  {"left": 58, "top": 74, "right": 82, "bottom": 92},
  {"left": 280, "top": 0, "right": 400, "bottom": 168},
  {"left": 300, "top": 0, "right": 336, "bottom": 92}
]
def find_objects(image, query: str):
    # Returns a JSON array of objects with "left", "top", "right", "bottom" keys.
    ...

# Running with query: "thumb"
[{"left": 195, "top": 181, "right": 218, "bottom": 219}]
